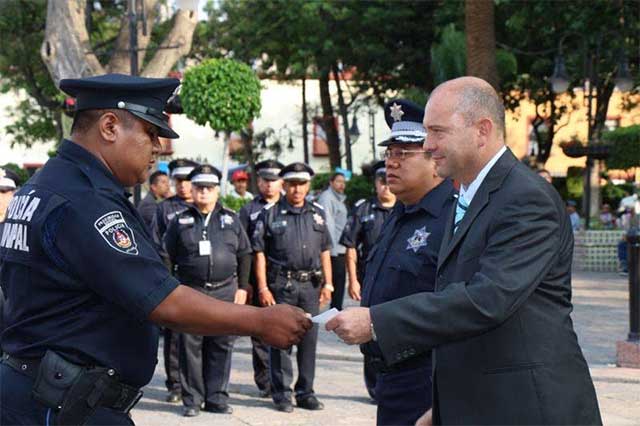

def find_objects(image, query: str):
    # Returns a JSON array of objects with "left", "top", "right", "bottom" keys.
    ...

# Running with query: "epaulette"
[
  {"left": 222, "top": 206, "right": 237, "bottom": 216},
  {"left": 264, "top": 202, "right": 275, "bottom": 210},
  {"left": 354, "top": 198, "right": 366, "bottom": 207},
  {"left": 313, "top": 202, "right": 324, "bottom": 210}
]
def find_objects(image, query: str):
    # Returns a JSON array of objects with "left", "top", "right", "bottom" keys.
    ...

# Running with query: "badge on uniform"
[
  {"left": 199, "top": 240, "right": 212, "bottom": 256},
  {"left": 94, "top": 211, "right": 139, "bottom": 255},
  {"left": 179, "top": 216, "right": 194, "bottom": 225},
  {"left": 313, "top": 213, "right": 325, "bottom": 226},
  {"left": 221, "top": 214, "right": 234, "bottom": 227},
  {"left": 406, "top": 226, "right": 430, "bottom": 253}
]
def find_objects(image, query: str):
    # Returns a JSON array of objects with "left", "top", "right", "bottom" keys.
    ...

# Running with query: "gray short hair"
[{"left": 455, "top": 85, "right": 505, "bottom": 135}]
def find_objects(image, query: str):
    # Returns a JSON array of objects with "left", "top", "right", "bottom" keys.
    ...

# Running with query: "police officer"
[
  {"left": 164, "top": 165, "right": 252, "bottom": 417},
  {"left": 150, "top": 158, "right": 197, "bottom": 403},
  {"left": 0, "top": 167, "right": 19, "bottom": 357},
  {"left": 252, "top": 162, "right": 333, "bottom": 413},
  {"left": 0, "top": 73, "right": 311, "bottom": 426},
  {"left": 238, "top": 159, "right": 284, "bottom": 398},
  {"left": 358, "top": 99, "right": 456, "bottom": 425},
  {"left": 339, "top": 160, "right": 396, "bottom": 401}
]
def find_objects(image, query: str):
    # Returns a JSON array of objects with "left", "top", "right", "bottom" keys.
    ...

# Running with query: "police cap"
[
  {"left": 280, "top": 162, "right": 314, "bottom": 182},
  {"left": 168, "top": 159, "right": 198, "bottom": 179},
  {"left": 378, "top": 99, "right": 427, "bottom": 146},
  {"left": 188, "top": 164, "right": 222, "bottom": 187},
  {"left": 255, "top": 160, "right": 285, "bottom": 181},
  {"left": 372, "top": 160, "right": 386, "bottom": 179},
  {"left": 59, "top": 73, "right": 180, "bottom": 139},
  {"left": 0, "top": 167, "right": 19, "bottom": 191}
]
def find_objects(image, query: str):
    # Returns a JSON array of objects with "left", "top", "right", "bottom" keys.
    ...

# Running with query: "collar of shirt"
[
  {"left": 280, "top": 197, "right": 312, "bottom": 214},
  {"left": 372, "top": 197, "right": 394, "bottom": 211},
  {"left": 329, "top": 187, "right": 347, "bottom": 202},
  {"left": 396, "top": 179, "right": 455, "bottom": 218},
  {"left": 57, "top": 139, "right": 128, "bottom": 197},
  {"left": 459, "top": 145, "right": 507, "bottom": 205},
  {"left": 190, "top": 201, "right": 222, "bottom": 219}
]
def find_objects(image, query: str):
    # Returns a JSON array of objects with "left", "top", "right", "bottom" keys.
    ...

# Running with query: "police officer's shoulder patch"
[
  {"left": 222, "top": 206, "right": 236, "bottom": 216},
  {"left": 355, "top": 198, "right": 366, "bottom": 207},
  {"left": 94, "top": 211, "right": 139, "bottom": 255}
]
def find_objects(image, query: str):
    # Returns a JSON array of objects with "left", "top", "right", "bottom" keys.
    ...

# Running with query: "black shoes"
[
  {"left": 296, "top": 395, "right": 324, "bottom": 410},
  {"left": 274, "top": 399, "right": 294, "bottom": 413},
  {"left": 204, "top": 402, "right": 233, "bottom": 414},
  {"left": 166, "top": 391, "right": 181, "bottom": 403},
  {"left": 258, "top": 389, "right": 272, "bottom": 398},
  {"left": 183, "top": 407, "right": 200, "bottom": 417}
]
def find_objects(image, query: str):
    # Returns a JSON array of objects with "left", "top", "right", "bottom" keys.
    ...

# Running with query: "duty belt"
[
  {"left": 366, "top": 354, "right": 431, "bottom": 375},
  {"left": 2, "top": 353, "right": 143, "bottom": 414},
  {"left": 190, "top": 275, "right": 235, "bottom": 290},
  {"left": 279, "top": 269, "right": 319, "bottom": 282}
]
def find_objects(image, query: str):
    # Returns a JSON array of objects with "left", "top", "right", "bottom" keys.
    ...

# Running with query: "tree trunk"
[
  {"left": 242, "top": 127, "right": 258, "bottom": 194},
  {"left": 465, "top": 0, "right": 499, "bottom": 90},
  {"left": 319, "top": 69, "right": 341, "bottom": 170},
  {"left": 108, "top": 0, "right": 159, "bottom": 74},
  {"left": 332, "top": 63, "right": 353, "bottom": 171},
  {"left": 221, "top": 132, "right": 231, "bottom": 196},
  {"left": 41, "top": 0, "right": 105, "bottom": 83}
]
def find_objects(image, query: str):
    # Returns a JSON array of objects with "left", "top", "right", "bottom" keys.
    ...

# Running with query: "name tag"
[
  {"left": 199, "top": 240, "right": 211, "bottom": 256},
  {"left": 179, "top": 217, "right": 194, "bottom": 225}
]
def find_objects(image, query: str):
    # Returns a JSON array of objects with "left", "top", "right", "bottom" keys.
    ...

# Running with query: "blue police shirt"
[
  {"left": 239, "top": 194, "right": 269, "bottom": 238},
  {"left": 0, "top": 139, "right": 179, "bottom": 387},
  {"left": 360, "top": 179, "right": 456, "bottom": 358}
]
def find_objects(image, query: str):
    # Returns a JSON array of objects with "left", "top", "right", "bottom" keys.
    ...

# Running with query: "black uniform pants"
[
  {"left": 179, "top": 282, "right": 237, "bottom": 408},
  {"left": 330, "top": 254, "right": 346, "bottom": 310},
  {"left": 0, "top": 363, "right": 133, "bottom": 425},
  {"left": 251, "top": 287, "right": 271, "bottom": 393},
  {"left": 163, "top": 328, "right": 181, "bottom": 393},
  {"left": 269, "top": 276, "right": 320, "bottom": 403},
  {"left": 375, "top": 364, "right": 432, "bottom": 426}
]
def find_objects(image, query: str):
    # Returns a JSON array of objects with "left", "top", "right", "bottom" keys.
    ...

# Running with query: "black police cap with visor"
[
  {"left": 255, "top": 160, "right": 285, "bottom": 181},
  {"left": 378, "top": 99, "right": 427, "bottom": 147},
  {"left": 59, "top": 73, "right": 181, "bottom": 139},
  {"left": 188, "top": 165, "right": 222, "bottom": 188},
  {"left": 279, "top": 162, "right": 315, "bottom": 182},
  {"left": 168, "top": 158, "right": 198, "bottom": 179}
]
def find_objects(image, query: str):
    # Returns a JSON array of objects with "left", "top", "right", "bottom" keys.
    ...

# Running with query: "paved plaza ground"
[{"left": 131, "top": 272, "right": 640, "bottom": 425}]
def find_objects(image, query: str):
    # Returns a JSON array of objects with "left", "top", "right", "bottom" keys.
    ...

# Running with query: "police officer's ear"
[{"left": 96, "top": 111, "right": 120, "bottom": 143}]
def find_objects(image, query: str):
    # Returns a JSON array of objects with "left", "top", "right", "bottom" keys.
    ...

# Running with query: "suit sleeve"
[{"left": 371, "top": 186, "right": 563, "bottom": 364}]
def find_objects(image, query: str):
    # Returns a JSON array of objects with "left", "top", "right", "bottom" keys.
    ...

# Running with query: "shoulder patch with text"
[{"left": 94, "top": 211, "right": 139, "bottom": 255}]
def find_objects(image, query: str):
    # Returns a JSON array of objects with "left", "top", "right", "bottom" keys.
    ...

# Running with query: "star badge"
[
  {"left": 406, "top": 226, "right": 430, "bottom": 253},
  {"left": 390, "top": 102, "right": 404, "bottom": 122}
]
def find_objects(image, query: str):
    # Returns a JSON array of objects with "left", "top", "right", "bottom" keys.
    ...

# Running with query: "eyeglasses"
[
  {"left": 194, "top": 185, "right": 217, "bottom": 192},
  {"left": 382, "top": 149, "right": 426, "bottom": 160}
]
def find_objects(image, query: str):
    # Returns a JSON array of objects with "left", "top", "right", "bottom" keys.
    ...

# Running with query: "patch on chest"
[
  {"left": 406, "top": 226, "right": 430, "bottom": 253},
  {"left": 179, "top": 216, "right": 194, "bottom": 225},
  {"left": 94, "top": 211, "right": 139, "bottom": 255},
  {"left": 313, "top": 213, "right": 325, "bottom": 226},
  {"left": 221, "top": 214, "right": 234, "bottom": 226}
]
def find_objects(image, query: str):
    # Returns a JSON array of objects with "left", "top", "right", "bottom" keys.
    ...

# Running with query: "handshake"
[{"left": 255, "top": 305, "right": 373, "bottom": 348}]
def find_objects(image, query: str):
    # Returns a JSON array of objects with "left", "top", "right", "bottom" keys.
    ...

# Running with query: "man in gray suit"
[{"left": 326, "top": 76, "right": 601, "bottom": 425}]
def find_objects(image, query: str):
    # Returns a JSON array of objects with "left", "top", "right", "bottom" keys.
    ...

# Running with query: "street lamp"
[
  {"left": 349, "top": 115, "right": 360, "bottom": 144},
  {"left": 550, "top": 37, "right": 634, "bottom": 229}
]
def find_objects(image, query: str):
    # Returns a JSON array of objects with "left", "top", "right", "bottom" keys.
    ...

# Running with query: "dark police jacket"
[
  {"left": 252, "top": 198, "right": 331, "bottom": 271},
  {"left": 0, "top": 140, "right": 179, "bottom": 388},
  {"left": 339, "top": 197, "right": 394, "bottom": 274},
  {"left": 371, "top": 150, "right": 602, "bottom": 425},
  {"left": 360, "top": 180, "right": 455, "bottom": 361},
  {"left": 164, "top": 203, "right": 251, "bottom": 287},
  {"left": 239, "top": 194, "right": 270, "bottom": 238},
  {"left": 150, "top": 195, "right": 191, "bottom": 263}
]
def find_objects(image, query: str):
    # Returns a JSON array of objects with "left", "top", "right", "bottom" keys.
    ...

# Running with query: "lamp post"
[
  {"left": 550, "top": 36, "right": 633, "bottom": 229},
  {"left": 349, "top": 115, "right": 361, "bottom": 156}
]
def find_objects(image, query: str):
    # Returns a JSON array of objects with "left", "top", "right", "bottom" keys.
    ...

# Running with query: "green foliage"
[
  {"left": 220, "top": 194, "right": 250, "bottom": 212},
  {"left": 601, "top": 181, "right": 633, "bottom": 209},
  {"left": 430, "top": 24, "right": 466, "bottom": 85},
  {"left": 181, "top": 58, "right": 261, "bottom": 132},
  {"left": 311, "top": 173, "right": 331, "bottom": 192},
  {"left": 1, "top": 163, "right": 29, "bottom": 186},
  {"left": 566, "top": 166, "right": 584, "bottom": 200},
  {"left": 602, "top": 125, "right": 640, "bottom": 170},
  {"left": 344, "top": 174, "right": 374, "bottom": 208}
]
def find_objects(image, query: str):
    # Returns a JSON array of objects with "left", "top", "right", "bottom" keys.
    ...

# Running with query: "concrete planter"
[{"left": 573, "top": 230, "right": 626, "bottom": 272}]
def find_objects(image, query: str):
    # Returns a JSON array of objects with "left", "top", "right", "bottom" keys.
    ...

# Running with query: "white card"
[
  {"left": 198, "top": 240, "right": 211, "bottom": 256},
  {"left": 311, "top": 308, "right": 339, "bottom": 324}
]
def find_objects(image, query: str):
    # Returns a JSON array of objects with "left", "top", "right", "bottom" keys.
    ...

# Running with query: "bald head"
[{"left": 431, "top": 77, "right": 505, "bottom": 137}]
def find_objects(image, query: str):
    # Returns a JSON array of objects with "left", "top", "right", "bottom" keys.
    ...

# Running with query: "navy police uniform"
[
  {"left": 0, "top": 73, "right": 181, "bottom": 426},
  {"left": 238, "top": 159, "right": 284, "bottom": 397},
  {"left": 361, "top": 99, "right": 456, "bottom": 426},
  {"left": 150, "top": 158, "right": 197, "bottom": 400},
  {"left": 164, "top": 165, "right": 251, "bottom": 415},
  {"left": 252, "top": 163, "right": 331, "bottom": 409},
  {"left": 339, "top": 161, "right": 394, "bottom": 400},
  {"left": 0, "top": 167, "right": 19, "bottom": 358}
]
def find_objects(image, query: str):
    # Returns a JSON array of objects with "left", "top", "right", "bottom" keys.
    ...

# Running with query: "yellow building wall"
[{"left": 504, "top": 89, "right": 640, "bottom": 178}]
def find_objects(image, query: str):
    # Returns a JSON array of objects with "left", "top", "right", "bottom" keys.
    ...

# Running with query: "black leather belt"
[
  {"left": 367, "top": 355, "right": 431, "bottom": 375},
  {"left": 279, "top": 269, "right": 319, "bottom": 282},
  {"left": 189, "top": 275, "right": 235, "bottom": 290},
  {"left": 2, "top": 354, "right": 143, "bottom": 414}
]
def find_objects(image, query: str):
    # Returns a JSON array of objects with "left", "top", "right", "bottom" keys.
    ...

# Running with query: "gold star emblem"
[{"left": 390, "top": 102, "right": 404, "bottom": 122}]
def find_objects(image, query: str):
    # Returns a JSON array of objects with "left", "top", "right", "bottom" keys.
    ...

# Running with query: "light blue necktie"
[{"left": 453, "top": 195, "right": 469, "bottom": 234}]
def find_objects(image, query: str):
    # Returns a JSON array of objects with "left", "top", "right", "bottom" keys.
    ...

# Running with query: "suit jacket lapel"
[{"left": 437, "top": 149, "right": 518, "bottom": 269}]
